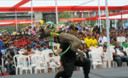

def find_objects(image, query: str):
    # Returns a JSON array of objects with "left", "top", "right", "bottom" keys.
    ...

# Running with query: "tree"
[{"left": 59, "top": 11, "right": 71, "bottom": 19}]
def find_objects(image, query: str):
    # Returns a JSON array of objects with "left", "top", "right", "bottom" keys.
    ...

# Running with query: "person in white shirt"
[
  {"left": 101, "top": 46, "right": 113, "bottom": 67},
  {"left": 47, "top": 52, "right": 61, "bottom": 72},
  {"left": 113, "top": 42, "right": 128, "bottom": 67},
  {"left": 98, "top": 33, "right": 107, "bottom": 46}
]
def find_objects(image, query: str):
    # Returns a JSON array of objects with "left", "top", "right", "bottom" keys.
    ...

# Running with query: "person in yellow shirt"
[
  {"left": 90, "top": 35, "right": 98, "bottom": 48},
  {"left": 85, "top": 34, "right": 92, "bottom": 47}
]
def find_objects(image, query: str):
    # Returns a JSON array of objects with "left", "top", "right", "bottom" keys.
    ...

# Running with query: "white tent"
[
  {"left": 102, "top": 14, "right": 128, "bottom": 20},
  {"left": 0, "top": 0, "right": 127, "bottom": 7}
]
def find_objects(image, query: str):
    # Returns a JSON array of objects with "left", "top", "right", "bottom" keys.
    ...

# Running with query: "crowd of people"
[{"left": 0, "top": 22, "right": 128, "bottom": 74}]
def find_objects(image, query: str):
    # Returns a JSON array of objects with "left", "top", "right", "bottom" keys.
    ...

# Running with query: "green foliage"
[
  {"left": 59, "top": 12, "right": 71, "bottom": 18},
  {"left": 20, "top": 24, "right": 26, "bottom": 29},
  {"left": 0, "top": 29, "right": 6, "bottom": 32},
  {"left": 102, "top": 20, "right": 106, "bottom": 27},
  {"left": 90, "top": 21, "right": 96, "bottom": 26},
  {"left": 8, "top": 25, "right": 15, "bottom": 33}
]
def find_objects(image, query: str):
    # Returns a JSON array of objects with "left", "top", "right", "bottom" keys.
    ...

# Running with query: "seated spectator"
[
  {"left": 0, "top": 51, "right": 2, "bottom": 66},
  {"left": 19, "top": 45, "right": 25, "bottom": 53},
  {"left": 105, "top": 38, "right": 115, "bottom": 47},
  {"left": 39, "top": 46, "right": 43, "bottom": 51},
  {"left": 36, "top": 43, "right": 41, "bottom": 50},
  {"left": 22, "top": 46, "right": 35, "bottom": 55},
  {"left": 98, "top": 33, "right": 107, "bottom": 46},
  {"left": 90, "top": 35, "right": 98, "bottom": 48},
  {"left": 113, "top": 42, "right": 128, "bottom": 67},
  {"left": 85, "top": 34, "right": 91, "bottom": 47},
  {"left": 0, "top": 46, "right": 3, "bottom": 66},
  {"left": 40, "top": 38, "right": 44, "bottom": 45},
  {"left": 0, "top": 38, "right": 3, "bottom": 48},
  {"left": 32, "top": 45, "right": 39, "bottom": 51},
  {"left": 42, "top": 43, "right": 49, "bottom": 51},
  {"left": 3, "top": 38, "right": 9, "bottom": 48},
  {"left": 78, "top": 32, "right": 83, "bottom": 40},
  {"left": 32, "top": 27, "right": 36, "bottom": 35},
  {"left": 126, "top": 35, "right": 128, "bottom": 44},
  {"left": 27, "top": 43, "right": 31, "bottom": 47},
  {"left": 47, "top": 52, "right": 61, "bottom": 72},
  {"left": 5, "top": 46, "right": 18, "bottom": 73},
  {"left": 83, "top": 43, "right": 90, "bottom": 58},
  {"left": 14, "top": 45, "right": 18, "bottom": 51},
  {"left": 0, "top": 46, "right": 3, "bottom": 53},
  {"left": 101, "top": 46, "right": 113, "bottom": 67},
  {"left": 31, "top": 41, "right": 37, "bottom": 48},
  {"left": 14, "top": 39, "right": 19, "bottom": 47},
  {"left": 22, "top": 44, "right": 27, "bottom": 52},
  {"left": 9, "top": 42, "right": 14, "bottom": 48},
  {"left": 122, "top": 42, "right": 128, "bottom": 48}
]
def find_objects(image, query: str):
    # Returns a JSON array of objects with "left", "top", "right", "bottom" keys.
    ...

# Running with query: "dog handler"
[{"left": 55, "top": 26, "right": 91, "bottom": 78}]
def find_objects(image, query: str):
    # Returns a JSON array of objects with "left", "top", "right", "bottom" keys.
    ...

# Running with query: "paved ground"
[{"left": 1, "top": 67, "right": 128, "bottom": 78}]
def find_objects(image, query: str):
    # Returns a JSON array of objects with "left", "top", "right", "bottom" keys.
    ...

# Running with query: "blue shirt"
[
  {"left": 2, "top": 48, "right": 8, "bottom": 57},
  {"left": 116, "top": 29, "right": 121, "bottom": 32},
  {"left": 31, "top": 43, "right": 37, "bottom": 48},
  {"left": 14, "top": 47, "right": 18, "bottom": 51},
  {"left": 0, "top": 41, "right": 4, "bottom": 47},
  {"left": 0, "top": 47, "right": 3, "bottom": 54},
  {"left": 32, "top": 48, "right": 39, "bottom": 51},
  {"left": 42, "top": 48, "right": 49, "bottom": 51},
  {"left": 40, "top": 41, "right": 43, "bottom": 45},
  {"left": 22, "top": 48, "right": 26, "bottom": 52}
]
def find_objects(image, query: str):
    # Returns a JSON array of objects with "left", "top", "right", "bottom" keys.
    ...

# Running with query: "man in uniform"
[{"left": 55, "top": 26, "right": 91, "bottom": 78}]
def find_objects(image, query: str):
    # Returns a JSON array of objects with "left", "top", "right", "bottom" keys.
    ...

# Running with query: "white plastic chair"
[
  {"left": 13, "top": 55, "right": 21, "bottom": 75},
  {"left": 53, "top": 56, "right": 61, "bottom": 72},
  {"left": 18, "top": 55, "right": 32, "bottom": 75},
  {"left": 31, "top": 55, "right": 47, "bottom": 74},
  {"left": 1, "top": 50, "right": 5, "bottom": 67},
  {"left": 89, "top": 51, "right": 104, "bottom": 69},
  {"left": 125, "top": 48, "right": 128, "bottom": 56},
  {"left": 89, "top": 47, "right": 97, "bottom": 51}
]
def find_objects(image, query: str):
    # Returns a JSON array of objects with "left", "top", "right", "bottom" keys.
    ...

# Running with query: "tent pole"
[
  {"left": 89, "top": 11, "right": 91, "bottom": 24},
  {"left": 115, "top": 18, "right": 116, "bottom": 28},
  {"left": 15, "top": 9, "right": 18, "bottom": 32},
  {"left": 98, "top": 0, "right": 102, "bottom": 32},
  {"left": 71, "top": 11, "right": 74, "bottom": 21},
  {"left": 55, "top": 0, "right": 58, "bottom": 25},
  {"left": 31, "top": 0, "right": 33, "bottom": 27},
  {"left": 121, "top": 10, "right": 123, "bottom": 27},
  {"left": 127, "top": 16, "right": 128, "bottom": 22},
  {"left": 105, "top": 0, "right": 111, "bottom": 68}
]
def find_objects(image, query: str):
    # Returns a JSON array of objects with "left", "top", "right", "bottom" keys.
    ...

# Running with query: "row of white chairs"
[
  {"left": 89, "top": 46, "right": 128, "bottom": 69},
  {"left": 13, "top": 49, "right": 61, "bottom": 75}
]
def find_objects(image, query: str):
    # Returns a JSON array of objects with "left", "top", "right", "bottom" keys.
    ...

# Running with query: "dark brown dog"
[{"left": 41, "top": 29, "right": 85, "bottom": 60}]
